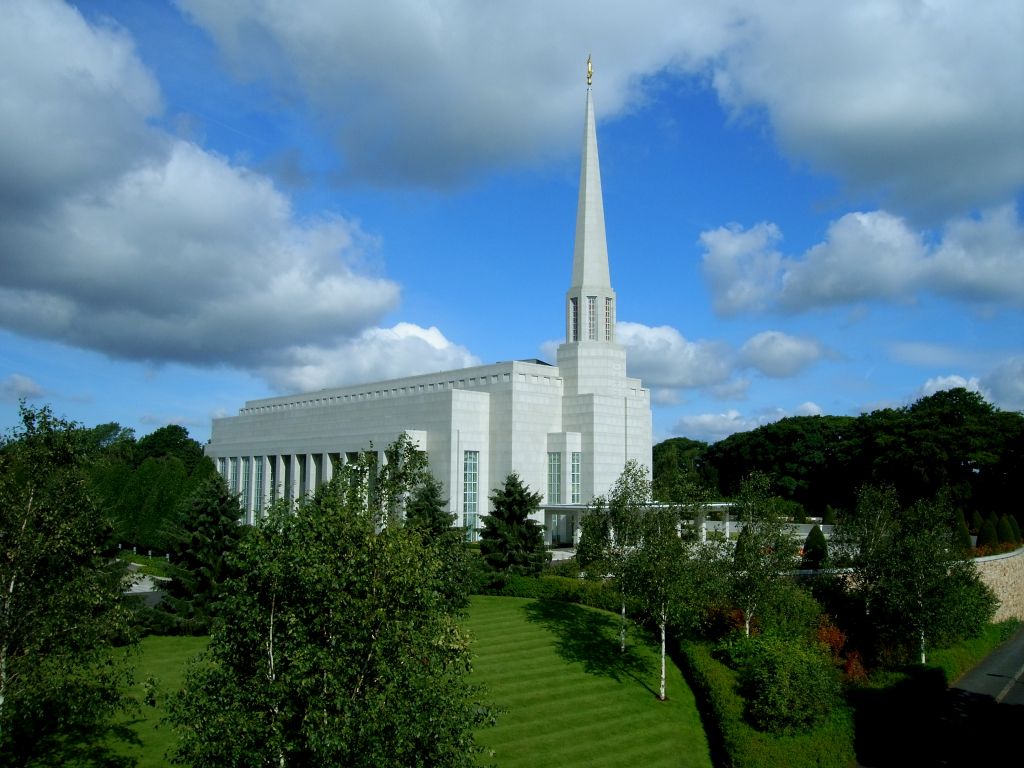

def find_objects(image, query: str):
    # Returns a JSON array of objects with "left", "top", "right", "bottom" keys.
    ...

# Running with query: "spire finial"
[{"left": 586, "top": 55, "right": 593, "bottom": 86}]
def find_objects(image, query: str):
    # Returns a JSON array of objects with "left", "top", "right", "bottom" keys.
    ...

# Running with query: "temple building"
[{"left": 205, "top": 68, "right": 653, "bottom": 543}]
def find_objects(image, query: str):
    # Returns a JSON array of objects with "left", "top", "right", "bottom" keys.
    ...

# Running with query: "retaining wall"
[{"left": 975, "top": 547, "right": 1024, "bottom": 622}]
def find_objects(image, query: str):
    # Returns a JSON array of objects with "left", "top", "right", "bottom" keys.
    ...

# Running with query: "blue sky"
[{"left": 1, "top": 0, "right": 1022, "bottom": 444}]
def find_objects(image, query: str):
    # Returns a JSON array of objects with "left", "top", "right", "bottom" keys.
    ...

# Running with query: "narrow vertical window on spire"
[
  {"left": 605, "top": 297, "right": 614, "bottom": 341},
  {"left": 570, "top": 297, "right": 579, "bottom": 341},
  {"left": 587, "top": 296, "right": 597, "bottom": 340}
]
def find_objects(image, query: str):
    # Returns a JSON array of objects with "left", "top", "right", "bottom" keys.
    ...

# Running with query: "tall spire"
[
  {"left": 571, "top": 62, "right": 611, "bottom": 290},
  {"left": 564, "top": 58, "right": 615, "bottom": 346}
]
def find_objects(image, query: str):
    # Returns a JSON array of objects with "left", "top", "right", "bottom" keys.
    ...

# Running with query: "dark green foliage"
[
  {"left": 168, "top": 448, "right": 492, "bottom": 767},
  {"left": 681, "top": 640, "right": 855, "bottom": 768},
  {"left": 996, "top": 514, "right": 1015, "bottom": 544},
  {"left": 759, "top": 582, "right": 824, "bottom": 642},
  {"left": 479, "top": 473, "right": 548, "bottom": 576},
  {"left": 976, "top": 519, "right": 999, "bottom": 548},
  {"left": 954, "top": 517, "right": 973, "bottom": 551},
  {"left": 801, "top": 524, "right": 828, "bottom": 569},
  {"left": 651, "top": 436, "right": 710, "bottom": 502},
  {"left": 1008, "top": 515, "right": 1022, "bottom": 544},
  {"left": 692, "top": 389, "right": 1024, "bottom": 519},
  {"left": 835, "top": 488, "right": 997, "bottom": 664},
  {"left": 734, "top": 636, "right": 840, "bottom": 734},
  {"left": 728, "top": 473, "right": 798, "bottom": 636},
  {"left": 404, "top": 476, "right": 454, "bottom": 537},
  {"left": 822, "top": 505, "right": 838, "bottom": 525},
  {"left": 970, "top": 509, "right": 984, "bottom": 534},
  {"left": 136, "top": 424, "right": 206, "bottom": 474},
  {"left": 160, "top": 474, "right": 246, "bottom": 633},
  {"left": 475, "top": 574, "right": 623, "bottom": 613},
  {"left": 0, "top": 404, "right": 133, "bottom": 765}
]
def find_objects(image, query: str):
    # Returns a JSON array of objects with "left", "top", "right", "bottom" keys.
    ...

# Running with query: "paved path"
[{"left": 952, "top": 623, "right": 1024, "bottom": 705}]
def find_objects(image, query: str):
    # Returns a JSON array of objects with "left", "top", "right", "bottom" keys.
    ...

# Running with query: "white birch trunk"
[
  {"left": 620, "top": 597, "right": 627, "bottom": 653},
  {"left": 659, "top": 618, "right": 666, "bottom": 701}
]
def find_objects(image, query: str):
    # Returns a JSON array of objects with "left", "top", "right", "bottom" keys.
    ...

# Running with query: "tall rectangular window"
[
  {"left": 229, "top": 457, "right": 239, "bottom": 494},
  {"left": 254, "top": 457, "right": 264, "bottom": 516},
  {"left": 571, "top": 452, "right": 582, "bottom": 504},
  {"left": 587, "top": 296, "right": 597, "bottom": 340},
  {"left": 217, "top": 457, "right": 227, "bottom": 479},
  {"left": 605, "top": 297, "right": 614, "bottom": 341},
  {"left": 240, "top": 457, "right": 251, "bottom": 513},
  {"left": 463, "top": 450, "right": 479, "bottom": 540},
  {"left": 548, "top": 452, "right": 562, "bottom": 504},
  {"left": 569, "top": 297, "right": 579, "bottom": 341}
]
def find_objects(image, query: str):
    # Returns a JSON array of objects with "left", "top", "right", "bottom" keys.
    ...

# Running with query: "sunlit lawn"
[
  {"left": 113, "top": 598, "right": 713, "bottom": 767},
  {"left": 467, "top": 596, "right": 713, "bottom": 768}
]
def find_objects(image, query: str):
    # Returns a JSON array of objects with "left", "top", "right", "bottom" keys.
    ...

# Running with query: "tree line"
[{"left": 654, "top": 388, "right": 1023, "bottom": 525}]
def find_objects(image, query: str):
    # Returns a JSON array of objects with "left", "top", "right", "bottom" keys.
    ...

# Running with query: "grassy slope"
[
  {"left": 113, "top": 635, "right": 209, "bottom": 767},
  {"left": 467, "top": 596, "right": 713, "bottom": 768}
]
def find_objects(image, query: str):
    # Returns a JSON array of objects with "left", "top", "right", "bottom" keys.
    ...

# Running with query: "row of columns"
[{"left": 220, "top": 450, "right": 387, "bottom": 524}]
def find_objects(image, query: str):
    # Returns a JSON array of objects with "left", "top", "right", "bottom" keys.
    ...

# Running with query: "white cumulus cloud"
[
  {"left": 617, "top": 321, "right": 733, "bottom": 388},
  {"left": 1, "top": 374, "right": 46, "bottom": 402},
  {"left": 738, "top": 331, "right": 827, "bottom": 378}
]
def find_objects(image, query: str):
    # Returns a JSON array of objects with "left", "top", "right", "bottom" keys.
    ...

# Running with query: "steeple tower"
[
  {"left": 565, "top": 58, "right": 617, "bottom": 347},
  {"left": 557, "top": 58, "right": 627, "bottom": 397}
]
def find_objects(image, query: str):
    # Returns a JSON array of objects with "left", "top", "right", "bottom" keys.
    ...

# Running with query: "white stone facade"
[{"left": 205, "top": 81, "right": 653, "bottom": 542}]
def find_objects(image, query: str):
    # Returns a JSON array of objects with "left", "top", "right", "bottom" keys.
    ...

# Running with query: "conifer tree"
[{"left": 479, "top": 473, "right": 548, "bottom": 576}]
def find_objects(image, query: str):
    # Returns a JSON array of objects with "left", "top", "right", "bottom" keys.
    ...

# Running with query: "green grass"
[
  {"left": 110, "top": 599, "right": 713, "bottom": 767},
  {"left": 467, "top": 596, "right": 713, "bottom": 768},
  {"left": 112, "top": 635, "right": 209, "bottom": 767},
  {"left": 927, "top": 618, "right": 1021, "bottom": 683},
  {"left": 119, "top": 552, "right": 173, "bottom": 578}
]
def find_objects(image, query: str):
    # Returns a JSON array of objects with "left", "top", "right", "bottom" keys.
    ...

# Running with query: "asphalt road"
[{"left": 952, "top": 623, "right": 1024, "bottom": 705}]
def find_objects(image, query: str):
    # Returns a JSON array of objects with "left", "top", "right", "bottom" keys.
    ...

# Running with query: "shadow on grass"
[
  {"left": 522, "top": 600, "right": 657, "bottom": 698},
  {"left": 848, "top": 666, "right": 1024, "bottom": 766},
  {"left": 13, "top": 720, "right": 141, "bottom": 768}
]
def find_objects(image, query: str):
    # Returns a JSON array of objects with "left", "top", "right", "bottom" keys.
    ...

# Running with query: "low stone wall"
[{"left": 975, "top": 547, "right": 1024, "bottom": 622}]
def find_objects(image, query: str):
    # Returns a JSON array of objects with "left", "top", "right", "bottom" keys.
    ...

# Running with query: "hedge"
[
  {"left": 474, "top": 573, "right": 625, "bottom": 614},
  {"left": 679, "top": 640, "right": 855, "bottom": 768}
]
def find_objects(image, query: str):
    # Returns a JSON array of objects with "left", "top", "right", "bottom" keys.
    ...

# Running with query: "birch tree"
[
  {"left": 0, "top": 405, "right": 132, "bottom": 764},
  {"left": 169, "top": 447, "right": 491, "bottom": 767},
  {"left": 576, "top": 461, "right": 647, "bottom": 652}
]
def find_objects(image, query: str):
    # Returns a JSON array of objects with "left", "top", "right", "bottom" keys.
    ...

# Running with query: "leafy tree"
[
  {"left": 836, "top": 488, "right": 997, "bottom": 664},
  {"left": 0, "top": 405, "right": 132, "bottom": 764},
  {"left": 168, "top": 449, "right": 493, "bottom": 767},
  {"left": 625, "top": 502, "right": 706, "bottom": 701},
  {"left": 576, "top": 460, "right": 648, "bottom": 652},
  {"left": 728, "top": 473, "right": 797, "bottom": 636},
  {"left": 136, "top": 423, "right": 206, "bottom": 473},
  {"left": 651, "top": 436, "right": 710, "bottom": 502},
  {"left": 160, "top": 473, "right": 247, "bottom": 633},
  {"left": 479, "top": 473, "right": 548, "bottom": 576},
  {"left": 802, "top": 524, "right": 828, "bottom": 569}
]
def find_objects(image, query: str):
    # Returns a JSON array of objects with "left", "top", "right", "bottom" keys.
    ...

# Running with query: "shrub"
[
  {"left": 738, "top": 637, "right": 841, "bottom": 734},
  {"left": 970, "top": 510, "right": 984, "bottom": 534},
  {"left": 996, "top": 515, "right": 1015, "bottom": 544},
  {"left": 821, "top": 506, "right": 838, "bottom": 526},
  {"left": 801, "top": 525, "right": 828, "bottom": 569},
  {"left": 954, "top": 517, "right": 973, "bottom": 552},
  {"left": 682, "top": 640, "right": 854, "bottom": 768},
  {"left": 1008, "top": 515, "right": 1022, "bottom": 544},
  {"left": 760, "top": 583, "right": 823, "bottom": 642},
  {"left": 474, "top": 573, "right": 623, "bottom": 613},
  {"left": 976, "top": 520, "right": 999, "bottom": 549}
]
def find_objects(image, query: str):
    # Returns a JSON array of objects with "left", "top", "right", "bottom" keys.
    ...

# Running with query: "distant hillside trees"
[
  {"left": 84, "top": 423, "right": 214, "bottom": 551},
  {"left": 655, "top": 389, "right": 1023, "bottom": 525}
]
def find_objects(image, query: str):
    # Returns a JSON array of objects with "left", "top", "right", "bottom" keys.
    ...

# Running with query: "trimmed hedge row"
[
  {"left": 679, "top": 640, "right": 855, "bottom": 768},
  {"left": 474, "top": 574, "right": 625, "bottom": 613}
]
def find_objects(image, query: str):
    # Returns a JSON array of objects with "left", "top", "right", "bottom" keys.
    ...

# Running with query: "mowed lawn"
[
  {"left": 467, "top": 596, "right": 712, "bottom": 768},
  {"left": 113, "top": 634, "right": 209, "bottom": 767}
]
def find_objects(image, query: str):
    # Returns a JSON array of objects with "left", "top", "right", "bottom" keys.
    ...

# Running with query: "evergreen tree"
[
  {"left": 802, "top": 524, "right": 828, "bottom": 569},
  {"left": 996, "top": 514, "right": 1015, "bottom": 545},
  {"left": 976, "top": 519, "right": 999, "bottom": 549},
  {"left": 405, "top": 476, "right": 455, "bottom": 537},
  {"left": 161, "top": 474, "right": 246, "bottom": 633},
  {"left": 1008, "top": 515, "right": 1022, "bottom": 544},
  {"left": 970, "top": 510, "right": 984, "bottom": 534},
  {"left": 479, "top": 473, "right": 548, "bottom": 576},
  {"left": 954, "top": 516, "right": 973, "bottom": 552}
]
